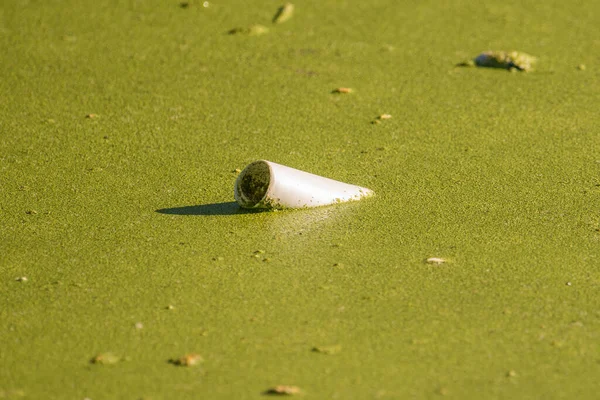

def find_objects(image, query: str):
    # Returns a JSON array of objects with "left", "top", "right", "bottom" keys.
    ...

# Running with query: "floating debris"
[
  {"left": 425, "top": 257, "right": 446, "bottom": 265},
  {"left": 459, "top": 51, "right": 537, "bottom": 72},
  {"left": 179, "top": 0, "right": 209, "bottom": 7},
  {"left": 312, "top": 344, "right": 342, "bottom": 354},
  {"left": 229, "top": 25, "right": 269, "bottom": 36},
  {"left": 91, "top": 352, "right": 121, "bottom": 365},
  {"left": 264, "top": 385, "right": 302, "bottom": 395},
  {"left": 234, "top": 160, "right": 374, "bottom": 209},
  {"left": 371, "top": 114, "right": 392, "bottom": 124},
  {"left": 332, "top": 87, "right": 353, "bottom": 94},
  {"left": 170, "top": 353, "right": 203, "bottom": 367},
  {"left": 86, "top": 167, "right": 104, "bottom": 172},
  {"left": 273, "top": 3, "right": 294, "bottom": 24}
]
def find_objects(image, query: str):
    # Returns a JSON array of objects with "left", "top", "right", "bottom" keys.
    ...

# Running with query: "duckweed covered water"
[{"left": 1, "top": 0, "right": 599, "bottom": 399}]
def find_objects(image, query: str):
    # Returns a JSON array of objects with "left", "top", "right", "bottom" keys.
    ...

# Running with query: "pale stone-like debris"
[
  {"left": 91, "top": 352, "right": 121, "bottom": 365},
  {"left": 425, "top": 257, "right": 446, "bottom": 265},
  {"left": 171, "top": 353, "right": 203, "bottom": 366},
  {"left": 264, "top": 385, "right": 302, "bottom": 395},
  {"left": 332, "top": 87, "right": 353, "bottom": 94},
  {"left": 473, "top": 51, "right": 537, "bottom": 71},
  {"left": 229, "top": 25, "right": 269, "bottom": 36},
  {"left": 273, "top": 3, "right": 294, "bottom": 24}
]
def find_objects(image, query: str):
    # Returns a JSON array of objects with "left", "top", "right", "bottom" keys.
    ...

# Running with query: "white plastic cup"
[{"left": 234, "top": 160, "right": 374, "bottom": 209}]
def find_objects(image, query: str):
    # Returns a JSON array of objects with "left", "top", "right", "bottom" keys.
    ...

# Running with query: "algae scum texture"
[{"left": 1, "top": 0, "right": 600, "bottom": 399}]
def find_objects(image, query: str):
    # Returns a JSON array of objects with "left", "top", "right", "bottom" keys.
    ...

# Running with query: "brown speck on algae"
[
  {"left": 372, "top": 114, "right": 392, "bottom": 124},
  {"left": 91, "top": 352, "right": 121, "bottom": 365},
  {"left": 228, "top": 25, "right": 269, "bottom": 36},
  {"left": 332, "top": 87, "right": 353, "bottom": 94},
  {"left": 169, "top": 353, "right": 203, "bottom": 367},
  {"left": 264, "top": 385, "right": 302, "bottom": 395},
  {"left": 312, "top": 344, "right": 342, "bottom": 354}
]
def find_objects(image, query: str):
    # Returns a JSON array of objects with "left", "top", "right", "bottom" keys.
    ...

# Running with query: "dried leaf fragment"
[
  {"left": 229, "top": 25, "right": 269, "bottom": 36},
  {"left": 372, "top": 114, "right": 392, "bottom": 124},
  {"left": 332, "top": 87, "right": 353, "bottom": 94},
  {"left": 264, "top": 385, "right": 302, "bottom": 395},
  {"left": 91, "top": 352, "right": 121, "bottom": 365},
  {"left": 170, "top": 353, "right": 203, "bottom": 367},
  {"left": 273, "top": 3, "right": 294, "bottom": 24}
]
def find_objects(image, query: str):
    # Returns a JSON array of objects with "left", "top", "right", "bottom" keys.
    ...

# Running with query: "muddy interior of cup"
[{"left": 236, "top": 161, "right": 271, "bottom": 207}]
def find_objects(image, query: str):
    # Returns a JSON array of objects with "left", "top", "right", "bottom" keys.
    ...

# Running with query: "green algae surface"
[{"left": 1, "top": 0, "right": 600, "bottom": 399}]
